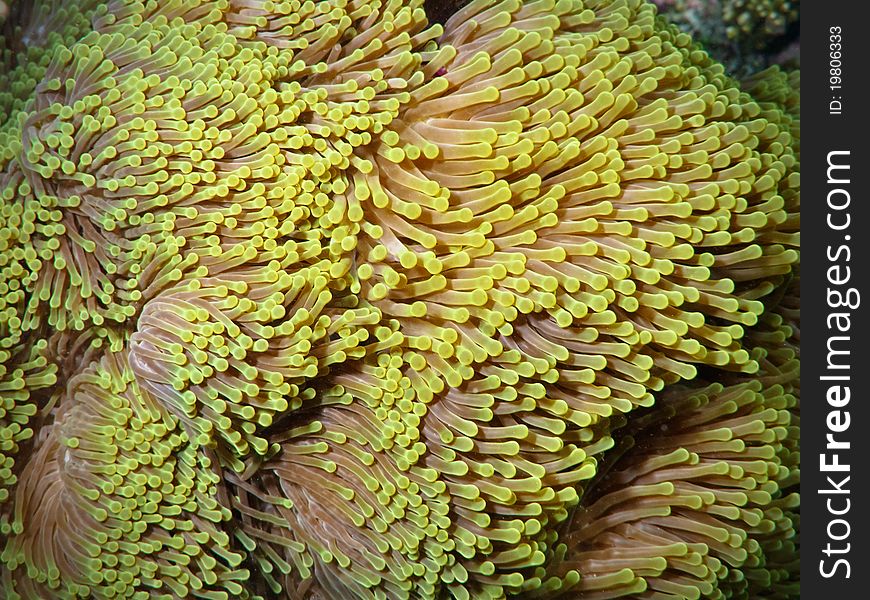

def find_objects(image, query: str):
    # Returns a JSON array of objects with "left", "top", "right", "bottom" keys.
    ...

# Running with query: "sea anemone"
[{"left": 0, "top": 0, "right": 799, "bottom": 599}]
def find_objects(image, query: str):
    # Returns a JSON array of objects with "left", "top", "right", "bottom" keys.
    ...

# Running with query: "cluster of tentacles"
[{"left": 0, "top": 0, "right": 798, "bottom": 599}]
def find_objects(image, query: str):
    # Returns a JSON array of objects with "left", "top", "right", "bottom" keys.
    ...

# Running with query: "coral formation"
[
  {"left": 656, "top": 0, "right": 798, "bottom": 44},
  {"left": 652, "top": 1, "right": 799, "bottom": 76},
  {"left": 722, "top": 0, "right": 798, "bottom": 43},
  {"left": 0, "top": 0, "right": 799, "bottom": 599}
]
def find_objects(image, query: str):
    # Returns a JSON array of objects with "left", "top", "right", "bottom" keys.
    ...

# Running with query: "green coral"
[
  {"left": 0, "top": 1, "right": 799, "bottom": 599},
  {"left": 722, "top": 0, "right": 798, "bottom": 43},
  {"left": 652, "top": 0, "right": 799, "bottom": 75},
  {"left": 3, "top": 350, "right": 250, "bottom": 599}
]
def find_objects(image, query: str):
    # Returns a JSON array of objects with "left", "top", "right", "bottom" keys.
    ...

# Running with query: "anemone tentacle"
[{"left": 1, "top": 1, "right": 799, "bottom": 598}]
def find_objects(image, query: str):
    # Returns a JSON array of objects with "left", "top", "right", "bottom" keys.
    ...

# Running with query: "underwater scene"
[{"left": 0, "top": 1, "right": 799, "bottom": 598}]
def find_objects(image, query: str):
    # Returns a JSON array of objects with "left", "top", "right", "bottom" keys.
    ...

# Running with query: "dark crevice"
[
  {"left": 765, "top": 18, "right": 800, "bottom": 55},
  {"left": 423, "top": 0, "right": 471, "bottom": 27}
]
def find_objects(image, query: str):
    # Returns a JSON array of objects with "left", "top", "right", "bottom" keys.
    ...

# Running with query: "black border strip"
[{"left": 802, "top": 1, "right": 870, "bottom": 596}]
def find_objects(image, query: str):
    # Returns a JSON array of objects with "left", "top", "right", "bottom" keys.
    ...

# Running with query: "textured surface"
[
  {"left": 0, "top": 1, "right": 798, "bottom": 598},
  {"left": 652, "top": 0, "right": 800, "bottom": 75}
]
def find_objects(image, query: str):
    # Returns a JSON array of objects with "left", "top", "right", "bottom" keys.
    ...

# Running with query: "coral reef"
[
  {"left": 0, "top": 1, "right": 799, "bottom": 599},
  {"left": 656, "top": 0, "right": 798, "bottom": 44},
  {"left": 652, "top": 0, "right": 799, "bottom": 76}
]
